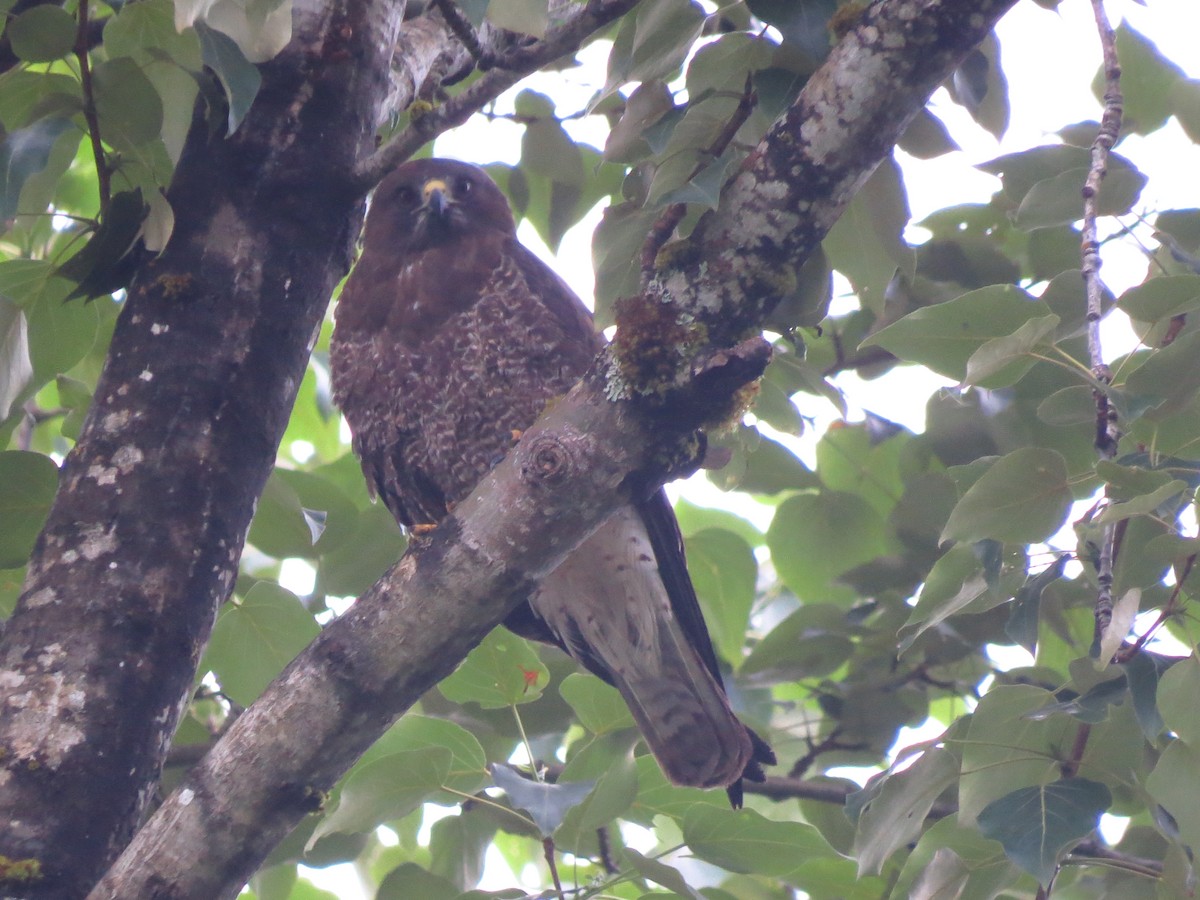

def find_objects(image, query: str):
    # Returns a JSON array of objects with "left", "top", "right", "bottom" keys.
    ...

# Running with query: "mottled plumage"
[{"left": 330, "top": 159, "right": 772, "bottom": 801}]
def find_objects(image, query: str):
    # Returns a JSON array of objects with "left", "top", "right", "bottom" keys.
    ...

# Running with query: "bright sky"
[{"left": 297, "top": 1, "right": 1200, "bottom": 894}]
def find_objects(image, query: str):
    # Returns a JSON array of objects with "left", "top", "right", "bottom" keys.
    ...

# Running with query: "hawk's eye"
[
  {"left": 456, "top": 177, "right": 473, "bottom": 196},
  {"left": 394, "top": 185, "right": 417, "bottom": 205}
]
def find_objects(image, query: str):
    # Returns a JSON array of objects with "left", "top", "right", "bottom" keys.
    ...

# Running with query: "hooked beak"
[{"left": 422, "top": 178, "right": 451, "bottom": 217}]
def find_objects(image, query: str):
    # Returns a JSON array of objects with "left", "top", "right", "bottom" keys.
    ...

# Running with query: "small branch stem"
[
  {"left": 1083, "top": 0, "right": 1124, "bottom": 658},
  {"left": 430, "top": 0, "right": 495, "bottom": 67},
  {"left": 356, "top": 0, "right": 642, "bottom": 189},
  {"left": 543, "top": 837, "right": 565, "bottom": 900},
  {"left": 75, "top": 0, "right": 110, "bottom": 213},
  {"left": 639, "top": 75, "right": 758, "bottom": 287}
]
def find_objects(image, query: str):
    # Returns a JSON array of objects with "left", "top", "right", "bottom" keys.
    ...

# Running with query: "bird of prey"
[{"left": 330, "top": 158, "right": 773, "bottom": 803}]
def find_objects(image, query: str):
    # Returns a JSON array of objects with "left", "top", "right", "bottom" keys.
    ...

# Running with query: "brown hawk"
[{"left": 330, "top": 158, "right": 773, "bottom": 803}]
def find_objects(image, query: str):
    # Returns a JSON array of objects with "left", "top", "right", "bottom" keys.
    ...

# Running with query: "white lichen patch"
[
  {"left": 7, "top": 672, "right": 88, "bottom": 768},
  {"left": 24, "top": 587, "right": 57, "bottom": 608},
  {"left": 103, "top": 410, "right": 131, "bottom": 432},
  {"left": 150, "top": 322, "right": 169, "bottom": 335},
  {"left": 112, "top": 445, "right": 144, "bottom": 473},
  {"left": 79, "top": 524, "right": 119, "bottom": 561},
  {"left": 87, "top": 463, "right": 119, "bottom": 486},
  {"left": 36, "top": 644, "right": 65, "bottom": 668},
  {"left": 0, "top": 670, "right": 27, "bottom": 689},
  {"left": 139, "top": 369, "right": 154, "bottom": 382}
]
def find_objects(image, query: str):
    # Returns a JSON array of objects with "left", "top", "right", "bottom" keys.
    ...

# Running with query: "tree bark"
[
  {"left": 88, "top": 0, "right": 1018, "bottom": 896},
  {"left": 0, "top": 0, "right": 405, "bottom": 896}
]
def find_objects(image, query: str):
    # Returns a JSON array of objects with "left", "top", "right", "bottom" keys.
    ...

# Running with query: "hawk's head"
[{"left": 364, "top": 159, "right": 516, "bottom": 252}]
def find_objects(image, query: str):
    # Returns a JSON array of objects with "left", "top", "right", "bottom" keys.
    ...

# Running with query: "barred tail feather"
[{"left": 531, "top": 506, "right": 755, "bottom": 789}]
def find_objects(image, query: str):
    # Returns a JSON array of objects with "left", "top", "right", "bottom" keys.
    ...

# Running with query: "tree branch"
[
  {"left": 354, "top": 0, "right": 642, "bottom": 189},
  {"left": 91, "top": 1, "right": 1019, "bottom": 895}
]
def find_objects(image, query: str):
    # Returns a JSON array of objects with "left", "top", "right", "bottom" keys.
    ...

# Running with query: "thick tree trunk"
[{"left": 0, "top": 0, "right": 405, "bottom": 895}]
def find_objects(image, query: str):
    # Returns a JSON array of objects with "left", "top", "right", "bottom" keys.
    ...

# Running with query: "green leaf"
[
  {"left": 248, "top": 470, "right": 322, "bottom": 559},
  {"left": 591, "top": 202, "right": 657, "bottom": 324},
  {"left": 1174, "top": 77, "right": 1200, "bottom": 144},
  {"left": 864, "top": 284, "right": 1048, "bottom": 382},
  {"left": 364, "top": 715, "right": 488, "bottom": 791},
  {"left": 25, "top": 281, "right": 100, "bottom": 386},
  {"left": 682, "top": 806, "right": 834, "bottom": 881},
  {"left": 104, "top": 0, "right": 202, "bottom": 64},
  {"left": 977, "top": 778, "right": 1111, "bottom": 886},
  {"left": 1024, "top": 675, "right": 1127, "bottom": 725},
  {"left": 1095, "top": 25, "right": 1185, "bottom": 135},
  {"left": 486, "top": 0, "right": 548, "bottom": 37},
  {"left": 746, "top": 0, "right": 837, "bottom": 61},
  {"left": 959, "top": 685, "right": 1072, "bottom": 824},
  {"left": 377, "top": 863, "right": 459, "bottom": 900},
  {"left": 815, "top": 423, "right": 907, "bottom": 517},
  {"left": 0, "top": 299, "right": 31, "bottom": 421},
  {"left": 1117, "top": 275, "right": 1200, "bottom": 346},
  {"left": 962, "top": 314, "right": 1059, "bottom": 388},
  {"left": 1037, "top": 385, "right": 1094, "bottom": 426},
  {"left": 195, "top": 22, "right": 263, "bottom": 133},
  {"left": 628, "top": 755, "right": 724, "bottom": 826},
  {"left": 898, "top": 109, "right": 960, "bottom": 159},
  {"left": 7, "top": 5, "right": 77, "bottom": 62},
  {"left": 0, "top": 451, "right": 58, "bottom": 567},
  {"left": 1121, "top": 651, "right": 1173, "bottom": 741},
  {"left": 1013, "top": 163, "right": 1146, "bottom": 230},
  {"left": 685, "top": 32, "right": 773, "bottom": 99},
  {"left": 850, "top": 748, "right": 959, "bottom": 876},
  {"left": 1097, "top": 479, "right": 1187, "bottom": 525},
  {"left": 684, "top": 528, "right": 756, "bottom": 666},
  {"left": 601, "top": 0, "right": 706, "bottom": 100},
  {"left": 891, "top": 816, "right": 1016, "bottom": 900},
  {"left": 556, "top": 733, "right": 639, "bottom": 842},
  {"left": 315, "top": 748, "right": 453, "bottom": 842},
  {"left": 941, "top": 447, "right": 1072, "bottom": 544},
  {"left": 317, "top": 504, "right": 405, "bottom": 597},
  {"left": 1155, "top": 653, "right": 1200, "bottom": 747},
  {"left": 741, "top": 605, "right": 853, "bottom": 683},
  {"left": 823, "top": 157, "right": 914, "bottom": 313},
  {"left": 1146, "top": 739, "right": 1200, "bottom": 852},
  {"left": 1125, "top": 328, "right": 1200, "bottom": 420},
  {"left": 438, "top": 627, "right": 548, "bottom": 708},
  {"left": 201, "top": 582, "right": 320, "bottom": 705},
  {"left": 948, "top": 35, "right": 1009, "bottom": 138},
  {"left": 899, "top": 545, "right": 991, "bottom": 652},
  {"left": 427, "top": 811, "right": 495, "bottom": 891},
  {"left": 1005, "top": 554, "right": 1069, "bottom": 655},
  {"left": 0, "top": 116, "right": 76, "bottom": 221},
  {"left": 91, "top": 57, "right": 165, "bottom": 153},
  {"left": 621, "top": 848, "right": 703, "bottom": 900},
  {"left": 766, "top": 491, "right": 891, "bottom": 601},
  {"left": 311, "top": 716, "right": 489, "bottom": 846},
  {"left": 559, "top": 672, "right": 634, "bottom": 734}
]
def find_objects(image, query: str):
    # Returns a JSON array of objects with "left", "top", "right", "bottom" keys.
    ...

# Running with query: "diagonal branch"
[
  {"left": 92, "top": 0, "right": 1020, "bottom": 896},
  {"left": 353, "top": 0, "right": 642, "bottom": 190}
]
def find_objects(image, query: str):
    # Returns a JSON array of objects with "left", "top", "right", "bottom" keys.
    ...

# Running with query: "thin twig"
[
  {"left": 74, "top": 0, "right": 110, "bottom": 213},
  {"left": 430, "top": 0, "right": 495, "bottom": 67},
  {"left": 1083, "top": 0, "right": 1123, "bottom": 660},
  {"left": 639, "top": 75, "right": 758, "bottom": 287},
  {"left": 354, "top": 0, "right": 642, "bottom": 190},
  {"left": 1082, "top": 0, "right": 1122, "bottom": 458},
  {"left": 595, "top": 826, "right": 618, "bottom": 875},
  {"left": 543, "top": 837, "right": 566, "bottom": 900}
]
